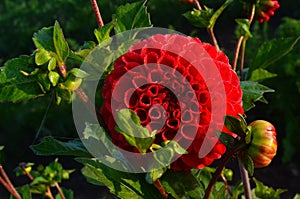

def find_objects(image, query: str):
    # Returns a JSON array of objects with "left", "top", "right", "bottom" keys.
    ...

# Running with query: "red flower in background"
[
  {"left": 255, "top": 0, "right": 280, "bottom": 23},
  {"left": 101, "top": 34, "right": 244, "bottom": 170}
]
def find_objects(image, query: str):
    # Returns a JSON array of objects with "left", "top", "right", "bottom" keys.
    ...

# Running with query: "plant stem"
[
  {"left": 232, "top": 4, "right": 255, "bottom": 72},
  {"left": 233, "top": 36, "right": 243, "bottom": 71},
  {"left": 46, "top": 186, "right": 55, "bottom": 199},
  {"left": 208, "top": 28, "right": 220, "bottom": 51},
  {"left": 54, "top": 182, "right": 66, "bottom": 199},
  {"left": 90, "top": 0, "right": 104, "bottom": 27},
  {"left": 0, "top": 165, "right": 21, "bottom": 199},
  {"left": 238, "top": 159, "right": 252, "bottom": 199},
  {"left": 203, "top": 149, "right": 236, "bottom": 199},
  {"left": 193, "top": 0, "right": 202, "bottom": 10},
  {"left": 221, "top": 174, "right": 233, "bottom": 196},
  {"left": 239, "top": 38, "right": 247, "bottom": 80},
  {"left": 153, "top": 179, "right": 168, "bottom": 199}
]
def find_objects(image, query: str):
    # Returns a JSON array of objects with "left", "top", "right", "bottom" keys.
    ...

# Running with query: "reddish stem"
[
  {"left": 154, "top": 179, "right": 168, "bottom": 199},
  {"left": 90, "top": 0, "right": 104, "bottom": 27},
  {"left": 193, "top": 0, "right": 202, "bottom": 10},
  {"left": 55, "top": 182, "right": 66, "bottom": 199},
  {"left": 203, "top": 150, "right": 237, "bottom": 199},
  {"left": 0, "top": 165, "right": 21, "bottom": 199}
]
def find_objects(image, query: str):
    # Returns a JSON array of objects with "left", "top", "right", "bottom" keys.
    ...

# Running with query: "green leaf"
[
  {"left": 214, "top": 184, "right": 226, "bottom": 199},
  {"left": 53, "top": 21, "right": 70, "bottom": 63},
  {"left": 215, "top": 130, "right": 236, "bottom": 148},
  {"left": 183, "top": 8, "right": 214, "bottom": 28},
  {"left": 248, "top": 68, "right": 277, "bottom": 82},
  {"left": 112, "top": 0, "right": 152, "bottom": 34},
  {"left": 94, "top": 21, "right": 114, "bottom": 44},
  {"left": 48, "top": 71, "right": 60, "bottom": 86},
  {"left": 145, "top": 167, "right": 167, "bottom": 184},
  {"left": 33, "top": 26, "right": 55, "bottom": 52},
  {"left": 240, "top": 81, "right": 274, "bottom": 112},
  {"left": 68, "top": 68, "right": 89, "bottom": 78},
  {"left": 238, "top": 153, "right": 254, "bottom": 176},
  {"left": 0, "top": 146, "right": 4, "bottom": 151},
  {"left": 16, "top": 185, "right": 32, "bottom": 199},
  {"left": 55, "top": 188, "right": 73, "bottom": 199},
  {"left": 76, "top": 158, "right": 163, "bottom": 199},
  {"left": 224, "top": 115, "right": 247, "bottom": 137},
  {"left": 248, "top": 36, "right": 300, "bottom": 77},
  {"left": 293, "top": 194, "right": 300, "bottom": 199},
  {"left": 30, "top": 136, "right": 91, "bottom": 157},
  {"left": 115, "top": 109, "right": 155, "bottom": 153},
  {"left": 184, "top": 0, "right": 232, "bottom": 29},
  {"left": 253, "top": 178, "right": 287, "bottom": 199},
  {"left": 48, "top": 57, "right": 57, "bottom": 71},
  {"left": 0, "top": 56, "right": 45, "bottom": 102},
  {"left": 35, "top": 49, "right": 51, "bottom": 66},
  {"left": 161, "top": 170, "right": 205, "bottom": 199},
  {"left": 235, "top": 19, "right": 252, "bottom": 38}
]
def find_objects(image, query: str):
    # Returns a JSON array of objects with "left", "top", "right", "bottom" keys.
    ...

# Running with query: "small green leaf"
[
  {"left": 37, "top": 72, "right": 51, "bottom": 91},
  {"left": 0, "top": 146, "right": 4, "bottom": 151},
  {"left": 16, "top": 185, "right": 32, "bottom": 199},
  {"left": 48, "top": 57, "right": 57, "bottom": 71},
  {"left": 48, "top": 71, "right": 60, "bottom": 86},
  {"left": 293, "top": 194, "right": 300, "bottom": 199},
  {"left": 53, "top": 21, "right": 70, "bottom": 63},
  {"left": 115, "top": 109, "right": 155, "bottom": 153},
  {"left": 214, "top": 184, "right": 226, "bottom": 199},
  {"left": 33, "top": 26, "right": 55, "bottom": 52},
  {"left": 112, "top": 0, "right": 152, "bottom": 34},
  {"left": 68, "top": 68, "right": 89, "bottom": 78},
  {"left": 240, "top": 81, "right": 274, "bottom": 112},
  {"left": 248, "top": 68, "right": 277, "bottom": 82},
  {"left": 94, "top": 21, "right": 114, "bottom": 44},
  {"left": 0, "top": 56, "right": 45, "bottom": 102},
  {"left": 30, "top": 136, "right": 91, "bottom": 157},
  {"left": 235, "top": 19, "right": 252, "bottom": 38},
  {"left": 183, "top": 8, "right": 214, "bottom": 28},
  {"left": 215, "top": 131, "right": 236, "bottom": 148},
  {"left": 248, "top": 36, "right": 300, "bottom": 77},
  {"left": 35, "top": 49, "right": 51, "bottom": 66},
  {"left": 145, "top": 167, "right": 167, "bottom": 184},
  {"left": 253, "top": 177, "right": 287, "bottom": 199},
  {"left": 239, "top": 153, "right": 254, "bottom": 176},
  {"left": 224, "top": 115, "right": 247, "bottom": 137}
]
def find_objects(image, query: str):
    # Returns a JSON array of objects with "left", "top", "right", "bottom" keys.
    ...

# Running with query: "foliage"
[{"left": 0, "top": 0, "right": 300, "bottom": 199}]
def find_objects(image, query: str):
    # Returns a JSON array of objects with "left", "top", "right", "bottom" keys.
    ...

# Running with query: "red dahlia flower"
[
  {"left": 101, "top": 34, "right": 244, "bottom": 170},
  {"left": 255, "top": 0, "right": 280, "bottom": 23}
]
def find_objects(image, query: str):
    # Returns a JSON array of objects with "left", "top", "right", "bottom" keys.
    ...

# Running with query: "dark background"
[{"left": 0, "top": 0, "right": 299, "bottom": 198}]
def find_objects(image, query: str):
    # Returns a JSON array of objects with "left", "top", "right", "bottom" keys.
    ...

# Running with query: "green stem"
[
  {"left": 90, "top": 0, "right": 104, "bottom": 27},
  {"left": 232, "top": 5, "right": 255, "bottom": 72},
  {"left": 238, "top": 159, "right": 252, "bottom": 199},
  {"left": 203, "top": 149, "right": 236, "bottom": 199},
  {"left": 239, "top": 38, "right": 247, "bottom": 80},
  {"left": 208, "top": 28, "right": 220, "bottom": 51}
]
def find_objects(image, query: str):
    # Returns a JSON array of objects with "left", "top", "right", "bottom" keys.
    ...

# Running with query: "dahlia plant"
[{"left": 0, "top": 0, "right": 299, "bottom": 199}]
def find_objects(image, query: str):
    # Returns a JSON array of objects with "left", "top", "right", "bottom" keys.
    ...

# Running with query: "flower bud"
[{"left": 247, "top": 120, "right": 277, "bottom": 168}]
